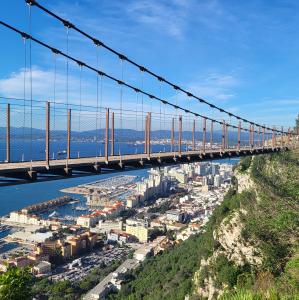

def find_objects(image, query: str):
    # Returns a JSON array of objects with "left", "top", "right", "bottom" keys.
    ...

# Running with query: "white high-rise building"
[
  {"left": 202, "top": 176, "right": 208, "bottom": 186},
  {"left": 135, "top": 169, "right": 169, "bottom": 202},
  {"left": 214, "top": 175, "right": 222, "bottom": 187}
]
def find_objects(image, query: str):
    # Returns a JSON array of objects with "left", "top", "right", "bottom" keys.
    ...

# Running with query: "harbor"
[{"left": 61, "top": 175, "right": 138, "bottom": 207}]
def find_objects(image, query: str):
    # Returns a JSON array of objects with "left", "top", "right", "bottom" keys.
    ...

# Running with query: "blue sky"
[{"left": 1, "top": 0, "right": 299, "bottom": 130}]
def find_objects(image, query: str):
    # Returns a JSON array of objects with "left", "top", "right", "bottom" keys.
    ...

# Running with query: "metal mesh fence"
[{"left": 0, "top": 97, "right": 291, "bottom": 164}]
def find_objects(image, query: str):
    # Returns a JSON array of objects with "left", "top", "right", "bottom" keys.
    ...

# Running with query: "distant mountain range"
[{"left": 0, "top": 127, "right": 253, "bottom": 143}]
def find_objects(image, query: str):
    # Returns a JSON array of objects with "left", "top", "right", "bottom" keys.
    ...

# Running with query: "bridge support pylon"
[{"left": 6, "top": 104, "right": 10, "bottom": 163}]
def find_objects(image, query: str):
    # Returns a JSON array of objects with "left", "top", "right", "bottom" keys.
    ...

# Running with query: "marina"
[
  {"left": 84, "top": 175, "right": 137, "bottom": 190},
  {"left": 61, "top": 175, "right": 139, "bottom": 207}
]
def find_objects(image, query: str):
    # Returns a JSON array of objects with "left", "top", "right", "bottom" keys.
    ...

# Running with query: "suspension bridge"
[{"left": 0, "top": 0, "right": 297, "bottom": 181}]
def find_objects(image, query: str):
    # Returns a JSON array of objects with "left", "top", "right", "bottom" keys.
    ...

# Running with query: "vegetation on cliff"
[{"left": 198, "top": 150, "right": 299, "bottom": 299}]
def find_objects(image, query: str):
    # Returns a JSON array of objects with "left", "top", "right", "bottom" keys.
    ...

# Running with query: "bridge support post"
[
  {"left": 105, "top": 108, "right": 109, "bottom": 162},
  {"left": 237, "top": 121, "right": 241, "bottom": 151},
  {"left": 251, "top": 124, "right": 254, "bottom": 149},
  {"left": 192, "top": 119, "right": 195, "bottom": 151},
  {"left": 178, "top": 115, "right": 182, "bottom": 155},
  {"left": 111, "top": 111, "right": 115, "bottom": 156},
  {"left": 171, "top": 117, "right": 174, "bottom": 152},
  {"left": 281, "top": 126, "right": 284, "bottom": 148},
  {"left": 272, "top": 127, "right": 276, "bottom": 149},
  {"left": 202, "top": 117, "right": 206, "bottom": 154},
  {"left": 67, "top": 109, "right": 71, "bottom": 160},
  {"left": 248, "top": 124, "right": 250, "bottom": 149},
  {"left": 249, "top": 124, "right": 252, "bottom": 149},
  {"left": 144, "top": 115, "right": 148, "bottom": 154},
  {"left": 262, "top": 126, "right": 265, "bottom": 148},
  {"left": 147, "top": 112, "right": 151, "bottom": 158},
  {"left": 46, "top": 101, "right": 50, "bottom": 166},
  {"left": 210, "top": 120, "right": 214, "bottom": 149},
  {"left": 221, "top": 120, "right": 225, "bottom": 153},
  {"left": 6, "top": 103, "right": 10, "bottom": 163},
  {"left": 225, "top": 123, "right": 229, "bottom": 150},
  {"left": 258, "top": 126, "right": 261, "bottom": 148}
]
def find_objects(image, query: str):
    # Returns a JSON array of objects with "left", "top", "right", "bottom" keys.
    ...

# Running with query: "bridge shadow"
[{"left": 0, "top": 168, "right": 132, "bottom": 187}]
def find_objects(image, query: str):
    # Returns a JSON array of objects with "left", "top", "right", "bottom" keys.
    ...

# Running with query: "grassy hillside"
[{"left": 109, "top": 151, "right": 299, "bottom": 300}]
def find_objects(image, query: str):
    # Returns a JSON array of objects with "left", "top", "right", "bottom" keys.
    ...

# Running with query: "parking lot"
[{"left": 51, "top": 246, "right": 132, "bottom": 282}]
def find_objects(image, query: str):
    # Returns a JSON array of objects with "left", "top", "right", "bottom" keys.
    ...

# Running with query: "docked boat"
[
  {"left": 49, "top": 211, "right": 59, "bottom": 218},
  {"left": 57, "top": 150, "right": 67, "bottom": 155},
  {"left": 74, "top": 206, "right": 87, "bottom": 211}
]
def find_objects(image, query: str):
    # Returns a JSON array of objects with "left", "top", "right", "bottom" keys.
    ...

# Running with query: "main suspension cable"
[
  {"left": 25, "top": 0, "right": 281, "bottom": 131},
  {"left": 0, "top": 20, "right": 289, "bottom": 135}
]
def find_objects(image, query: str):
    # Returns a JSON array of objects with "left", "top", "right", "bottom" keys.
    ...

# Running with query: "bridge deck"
[{"left": 0, "top": 146, "right": 281, "bottom": 180}]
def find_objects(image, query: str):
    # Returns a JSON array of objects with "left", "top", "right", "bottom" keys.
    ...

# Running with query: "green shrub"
[{"left": 239, "top": 156, "right": 252, "bottom": 173}]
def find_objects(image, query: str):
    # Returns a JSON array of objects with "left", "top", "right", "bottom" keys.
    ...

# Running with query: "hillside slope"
[
  {"left": 194, "top": 151, "right": 299, "bottom": 299},
  {"left": 110, "top": 151, "right": 299, "bottom": 300}
]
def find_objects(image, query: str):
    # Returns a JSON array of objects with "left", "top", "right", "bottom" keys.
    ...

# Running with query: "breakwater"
[{"left": 21, "top": 196, "right": 74, "bottom": 214}]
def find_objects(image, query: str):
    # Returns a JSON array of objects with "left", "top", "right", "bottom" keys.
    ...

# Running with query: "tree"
[
  {"left": 32, "top": 278, "right": 51, "bottom": 298},
  {"left": 149, "top": 228, "right": 165, "bottom": 241},
  {"left": 48, "top": 280, "right": 77, "bottom": 299},
  {"left": 0, "top": 267, "right": 33, "bottom": 300}
]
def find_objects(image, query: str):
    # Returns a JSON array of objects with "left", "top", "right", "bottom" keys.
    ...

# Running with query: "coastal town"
[{"left": 0, "top": 161, "right": 233, "bottom": 299}]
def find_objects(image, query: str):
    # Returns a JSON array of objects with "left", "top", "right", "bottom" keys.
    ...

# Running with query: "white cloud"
[
  {"left": 0, "top": 67, "right": 81, "bottom": 104},
  {"left": 124, "top": 0, "right": 238, "bottom": 39},
  {"left": 125, "top": 0, "right": 190, "bottom": 38},
  {"left": 0, "top": 67, "right": 166, "bottom": 113},
  {"left": 186, "top": 73, "right": 239, "bottom": 102}
]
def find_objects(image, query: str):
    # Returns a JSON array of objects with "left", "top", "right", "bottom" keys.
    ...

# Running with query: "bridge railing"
[{"left": 1, "top": 98, "right": 295, "bottom": 164}]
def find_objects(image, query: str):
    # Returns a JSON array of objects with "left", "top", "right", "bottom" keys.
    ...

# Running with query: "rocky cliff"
[{"left": 192, "top": 152, "right": 299, "bottom": 300}]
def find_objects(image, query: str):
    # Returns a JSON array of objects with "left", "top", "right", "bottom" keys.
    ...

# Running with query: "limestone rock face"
[
  {"left": 194, "top": 257, "right": 222, "bottom": 300},
  {"left": 194, "top": 210, "right": 262, "bottom": 299},
  {"left": 235, "top": 171, "right": 254, "bottom": 193},
  {"left": 193, "top": 167, "right": 262, "bottom": 299},
  {"left": 215, "top": 211, "right": 262, "bottom": 267}
]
